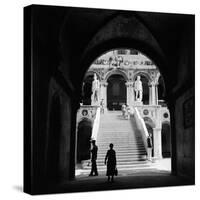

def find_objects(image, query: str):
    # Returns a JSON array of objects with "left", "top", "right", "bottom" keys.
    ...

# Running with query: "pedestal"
[
  {"left": 153, "top": 127, "right": 162, "bottom": 160},
  {"left": 133, "top": 101, "right": 143, "bottom": 106}
]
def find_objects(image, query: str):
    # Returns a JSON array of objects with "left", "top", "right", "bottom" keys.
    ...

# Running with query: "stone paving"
[{"left": 75, "top": 158, "right": 171, "bottom": 178}]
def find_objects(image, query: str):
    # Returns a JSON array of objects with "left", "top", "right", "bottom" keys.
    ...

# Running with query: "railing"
[
  {"left": 91, "top": 107, "right": 101, "bottom": 141},
  {"left": 132, "top": 107, "right": 149, "bottom": 152}
]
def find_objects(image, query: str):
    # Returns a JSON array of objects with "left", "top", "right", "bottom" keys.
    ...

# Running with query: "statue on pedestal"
[
  {"left": 91, "top": 73, "right": 100, "bottom": 105},
  {"left": 134, "top": 76, "right": 143, "bottom": 102}
]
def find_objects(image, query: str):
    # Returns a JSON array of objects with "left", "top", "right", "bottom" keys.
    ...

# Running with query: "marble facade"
[{"left": 81, "top": 50, "right": 170, "bottom": 159}]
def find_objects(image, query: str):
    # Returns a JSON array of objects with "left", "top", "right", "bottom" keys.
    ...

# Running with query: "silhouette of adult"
[
  {"left": 105, "top": 143, "right": 117, "bottom": 182},
  {"left": 89, "top": 140, "right": 98, "bottom": 176}
]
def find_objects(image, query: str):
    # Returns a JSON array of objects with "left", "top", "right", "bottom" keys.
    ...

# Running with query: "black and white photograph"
[
  {"left": 0, "top": 0, "right": 199, "bottom": 199},
  {"left": 23, "top": 4, "right": 195, "bottom": 195}
]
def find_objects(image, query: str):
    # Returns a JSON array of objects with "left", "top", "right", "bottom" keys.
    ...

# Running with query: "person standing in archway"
[
  {"left": 105, "top": 143, "right": 117, "bottom": 182},
  {"left": 89, "top": 140, "right": 98, "bottom": 176}
]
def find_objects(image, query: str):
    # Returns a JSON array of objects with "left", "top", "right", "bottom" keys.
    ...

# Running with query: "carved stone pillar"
[
  {"left": 155, "top": 83, "right": 158, "bottom": 105},
  {"left": 100, "top": 81, "right": 108, "bottom": 108},
  {"left": 148, "top": 83, "right": 152, "bottom": 105},
  {"left": 125, "top": 81, "right": 134, "bottom": 106},
  {"left": 149, "top": 82, "right": 157, "bottom": 105},
  {"left": 153, "top": 127, "right": 162, "bottom": 159}
]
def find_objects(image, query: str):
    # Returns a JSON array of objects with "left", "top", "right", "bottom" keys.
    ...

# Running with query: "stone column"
[
  {"left": 149, "top": 82, "right": 157, "bottom": 105},
  {"left": 155, "top": 83, "right": 158, "bottom": 105},
  {"left": 153, "top": 127, "right": 162, "bottom": 159},
  {"left": 125, "top": 81, "right": 134, "bottom": 106},
  {"left": 100, "top": 81, "right": 108, "bottom": 109},
  {"left": 148, "top": 83, "right": 152, "bottom": 105}
]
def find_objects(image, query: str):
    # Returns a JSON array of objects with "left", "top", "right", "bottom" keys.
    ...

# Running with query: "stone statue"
[
  {"left": 134, "top": 76, "right": 143, "bottom": 101},
  {"left": 91, "top": 73, "right": 100, "bottom": 105}
]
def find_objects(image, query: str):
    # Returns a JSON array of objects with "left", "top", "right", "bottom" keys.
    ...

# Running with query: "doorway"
[{"left": 107, "top": 74, "right": 126, "bottom": 110}]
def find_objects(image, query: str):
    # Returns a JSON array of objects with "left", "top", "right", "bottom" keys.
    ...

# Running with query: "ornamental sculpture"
[
  {"left": 91, "top": 73, "right": 100, "bottom": 105},
  {"left": 134, "top": 76, "right": 143, "bottom": 102}
]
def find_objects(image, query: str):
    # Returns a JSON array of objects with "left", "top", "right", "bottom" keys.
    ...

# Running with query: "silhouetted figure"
[
  {"left": 147, "top": 134, "right": 153, "bottom": 162},
  {"left": 89, "top": 140, "right": 98, "bottom": 176},
  {"left": 105, "top": 143, "right": 116, "bottom": 182}
]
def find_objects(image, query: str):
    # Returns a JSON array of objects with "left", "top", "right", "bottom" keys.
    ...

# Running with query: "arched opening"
[
  {"left": 26, "top": 7, "right": 195, "bottom": 193},
  {"left": 82, "top": 75, "right": 93, "bottom": 105},
  {"left": 77, "top": 119, "right": 92, "bottom": 163},
  {"left": 75, "top": 48, "right": 171, "bottom": 179},
  {"left": 158, "top": 75, "right": 166, "bottom": 106},
  {"left": 162, "top": 122, "right": 171, "bottom": 158},
  {"left": 107, "top": 74, "right": 127, "bottom": 110}
]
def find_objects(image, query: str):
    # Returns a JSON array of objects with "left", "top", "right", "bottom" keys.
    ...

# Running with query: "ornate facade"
[
  {"left": 78, "top": 49, "right": 171, "bottom": 159},
  {"left": 83, "top": 50, "right": 162, "bottom": 107}
]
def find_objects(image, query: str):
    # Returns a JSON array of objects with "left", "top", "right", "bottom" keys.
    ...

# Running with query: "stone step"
[
  {"left": 97, "top": 146, "right": 145, "bottom": 149},
  {"left": 93, "top": 111, "right": 148, "bottom": 168},
  {"left": 97, "top": 151, "right": 147, "bottom": 156},
  {"left": 83, "top": 163, "right": 150, "bottom": 170},
  {"left": 96, "top": 160, "right": 147, "bottom": 166},
  {"left": 97, "top": 145, "right": 145, "bottom": 148},
  {"left": 98, "top": 135, "right": 142, "bottom": 138},
  {"left": 97, "top": 152, "right": 146, "bottom": 156},
  {"left": 97, "top": 142, "right": 144, "bottom": 145},
  {"left": 97, "top": 139, "right": 143, "bottom": 142},
  {"left": 98, "top": 154, "right": 146, "bottom": 158},
  {"left": 97, "top": 137, "right": 143, "bottom": 140},
  {"left": 97, "top": 136, "right": 143, "bottom": 139},
  {"left": 97, "top": 155, "right": 147, "bottom": 160},
  {"left": 98, "top": 150, "right": 145, "bottom": 154},
  {"left": 98, "top": 147, "right": 145, "bottom": 151}
]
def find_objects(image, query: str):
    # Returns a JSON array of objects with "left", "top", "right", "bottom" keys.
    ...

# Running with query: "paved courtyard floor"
[
  {"left": 75, "top": 158, "right": 171, "bottom": 178},
  {"left": 39, "top": 158, "right": 194, "bottom": 195}
]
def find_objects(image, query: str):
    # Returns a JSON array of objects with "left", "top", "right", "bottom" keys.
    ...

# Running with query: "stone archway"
[
  {"left": 105, "top": 69, "right": 128, "bottom": 82},
  {"left": 25, "top": 7, "right": 195, "bottom": 193},
  {"left": 77, "top": 119, "right": 92, "bottom": 163},
  {"left": 82, "top": 75, "right": 93, "bottom": 105}
]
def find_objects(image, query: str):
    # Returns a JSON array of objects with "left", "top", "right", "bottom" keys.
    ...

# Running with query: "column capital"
[
  {"left": 125, "top": 81, "right": 134, "bottom": 87},
  {"left": 100, "top": 81, "right": 108, "bottom": 87},
  {"left": 148, "top": 81, "right": 158, "bottom": 87},
  {"left": 153, "top": 127, "right": 162, "bottom": 132}
]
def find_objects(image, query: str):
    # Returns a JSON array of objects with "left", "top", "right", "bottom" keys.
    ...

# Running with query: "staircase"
[{"left": 96, "top": 111, "right": 148, "bottom": 170}]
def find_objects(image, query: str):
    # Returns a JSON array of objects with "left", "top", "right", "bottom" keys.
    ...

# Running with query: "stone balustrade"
[{"left": 76, "top": 105, "right": 99, "bottom": 124}]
